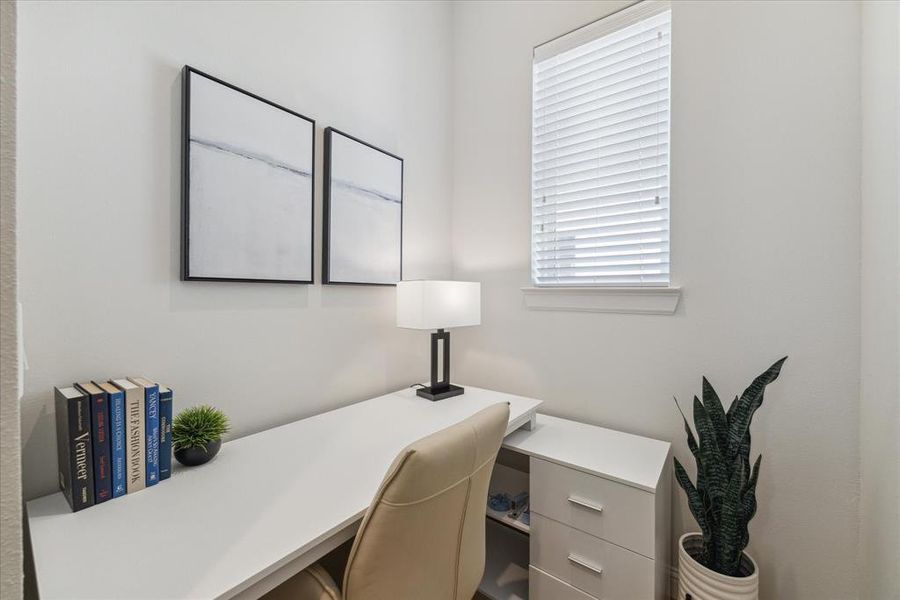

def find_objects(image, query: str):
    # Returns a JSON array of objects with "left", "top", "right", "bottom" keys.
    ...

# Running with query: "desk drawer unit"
[
  {"left": 501, "top": 414, "right": 671, "bottom": 600},
  {"left": 530, "top": 457, "right": 657, "bottom": 559},
  {"left": 529, "top": 566, "right": 596, "bottom": 600},
  {"left": 530, "top": 513, "right": 655, "bottom": 600}
]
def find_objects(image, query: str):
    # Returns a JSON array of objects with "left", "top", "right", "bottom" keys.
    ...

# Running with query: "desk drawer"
[
  {"left": 530, "top": 565, "right": 597, "bottom": 600},
  {"left": 530, "top": 513, "right": 655, "bottom": 600},
  {"left": 530, "top": 457, "right": 656, "bottom": 557}
]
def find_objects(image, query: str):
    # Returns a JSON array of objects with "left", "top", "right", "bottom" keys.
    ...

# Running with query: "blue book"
[
  {"left": 76, "top": 382, "right": 111, "bottom": 504},
  {"left": 158, "top": 386, "right": 173, "bottom": 481},
  {"left": 128, "top": 377, "right": 159, "bottom": 487},
  {"left": 97, "top": 382, "right": 126, "bottom": 497}
]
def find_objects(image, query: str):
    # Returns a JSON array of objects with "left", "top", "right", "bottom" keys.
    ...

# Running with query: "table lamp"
[{"left": 397, "top": 280, "right": 481, "bottom": 401}]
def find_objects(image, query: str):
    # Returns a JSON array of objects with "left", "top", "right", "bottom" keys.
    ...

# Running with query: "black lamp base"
[{"left": 417, "top": 383, "right": 465, "bottom": 402}]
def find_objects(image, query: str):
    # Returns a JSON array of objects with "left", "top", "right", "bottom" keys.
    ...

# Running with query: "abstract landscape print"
[
  {"left": 182, "top": 67, "right": 314, "bottom": 283},
  {"left": 323, "top": 128, "right": 402, "bottom": 285}
]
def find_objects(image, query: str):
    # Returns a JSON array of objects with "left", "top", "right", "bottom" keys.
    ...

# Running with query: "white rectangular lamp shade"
[{"left": 396, "top": 281, "right": 481, "bottom": 330}]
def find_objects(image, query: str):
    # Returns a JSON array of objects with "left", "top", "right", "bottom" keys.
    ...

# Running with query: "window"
[{"left": 531, "top": 2, "right": 671, "bottom": 287}]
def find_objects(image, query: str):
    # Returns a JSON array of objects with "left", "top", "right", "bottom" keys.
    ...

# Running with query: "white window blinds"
[{"left": 532, "top": 2, "right": 671, "bottom": 287}]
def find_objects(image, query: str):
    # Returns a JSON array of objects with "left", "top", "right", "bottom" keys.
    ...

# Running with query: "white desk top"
[
  {"left": 27, "top": 386, "right": 541, "bottom": 600},
  {"left": 503, "top": 414, "right": 671, "bottom": 493}
]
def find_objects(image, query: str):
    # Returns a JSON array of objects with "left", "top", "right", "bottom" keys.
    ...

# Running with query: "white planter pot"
[{"left": 677, "top": 533, "right": 759, "bottom": 600}]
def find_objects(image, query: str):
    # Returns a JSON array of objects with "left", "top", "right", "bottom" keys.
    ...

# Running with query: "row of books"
[{"left": 55, "top": 377, "right": 173, "bottom": 512}]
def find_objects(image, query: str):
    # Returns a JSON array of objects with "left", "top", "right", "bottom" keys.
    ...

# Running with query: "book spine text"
[
  {"left": 125, "top": 388, "right": 146, "bottom": 493},
  {"left": 90, "top": 391, "right": 112, "bottom": 503},
  {"left": 145, "top": 384, "right": 160, "bottom": 486},
  {"left": 158, "top": 389, "right": 173, "bottom": 481},
  {"left": 110, "top": 390, "right": 126, "bottom": 497}
]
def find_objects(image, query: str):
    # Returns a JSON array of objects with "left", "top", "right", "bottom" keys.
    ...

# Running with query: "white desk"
[{"left": 26, "top": 386, "right": 542, "bottom": 600}]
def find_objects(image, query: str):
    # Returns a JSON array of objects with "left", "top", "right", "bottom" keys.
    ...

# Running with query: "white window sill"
[{"left": 521, "top": 286, "right": 681, "bottom": 315}]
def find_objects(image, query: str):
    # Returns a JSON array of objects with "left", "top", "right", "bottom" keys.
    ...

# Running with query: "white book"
[{"left": 111, "top": 378, "right": 145, "bottom": 493}]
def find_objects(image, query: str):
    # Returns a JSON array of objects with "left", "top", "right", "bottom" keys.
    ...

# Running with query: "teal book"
[{"left": 158, "top": 386, "right": 173, "bottom": 480}]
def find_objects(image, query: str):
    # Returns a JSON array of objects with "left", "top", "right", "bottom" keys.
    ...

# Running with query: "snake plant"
[{"left": 674, "top": 357, "right": 787, "bottom": 576}]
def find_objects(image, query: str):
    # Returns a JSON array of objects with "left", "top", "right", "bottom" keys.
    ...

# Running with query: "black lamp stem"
[
  {"left": 430, "top": 328, "right": 450, "bottom": 390},
  {"left": 418, "top": 328, "right": 464, "bottom": 401}
]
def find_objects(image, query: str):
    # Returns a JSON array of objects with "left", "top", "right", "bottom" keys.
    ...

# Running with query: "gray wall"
[
  {"left": 1, "top": 0, "right": 22, "bottom": 598},
  {"left": 860, "top": 2, "right": 900, "bottom": 598},
  {"left": 450, "top": 2, "right": 862, "bottom": 599},
  {"left": 17, "top": 0, "right": 455, "bottom": 500}
]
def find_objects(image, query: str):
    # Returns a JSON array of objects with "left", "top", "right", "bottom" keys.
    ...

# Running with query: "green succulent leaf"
[
  {"left": 742, "top": 455, "right": 762, "bottom": 526},
  {"left": 718, "top": 457, "right": 747, "bottom": 576},
  {"left": 726, "top": 357, "right": 787, "bottom": 462},
  {"left": 702, "top": 377, "right": 729, "bottom": 451},
  {"left": 693, "top": 396, "right": 728, "bottom": 503},
  {"left": 726, "top": 394, "right": 740, "bottom": 427},
  {"left": 674, "top": 457, "right": 711, "bottom": 553},
  {"left": 675, "top": 397, "right": 699, "bottom": 461}
]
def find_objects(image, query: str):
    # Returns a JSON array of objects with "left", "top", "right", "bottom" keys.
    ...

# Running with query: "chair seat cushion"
[{"left": 262, "top": 563, "right": 341, "bottom": 600}]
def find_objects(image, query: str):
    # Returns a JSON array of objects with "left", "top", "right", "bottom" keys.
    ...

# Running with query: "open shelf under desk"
[
  {"left": 486, "top": 453, "right": 531, "bottom": 533},
  {"left": 480, "top": 518, "right": 530, "bottom": 600},
  {"left": 480, "top": 449, "right": 532, "bottom": 599},
  {"left": 486, "top": 508, "right": 530, "bottom": 535}
]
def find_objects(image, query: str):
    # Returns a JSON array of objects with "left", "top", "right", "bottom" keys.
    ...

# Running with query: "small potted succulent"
[
  {"left": 172, "top": 405, "right": 230, "bottom": 467},
  {"left": 673, "top": 357, "right": 787, "bottom": 600}
]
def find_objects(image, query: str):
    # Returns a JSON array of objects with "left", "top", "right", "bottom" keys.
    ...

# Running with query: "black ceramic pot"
[{"left": 174, "top": 438, "right": 222, "bottom": 467}]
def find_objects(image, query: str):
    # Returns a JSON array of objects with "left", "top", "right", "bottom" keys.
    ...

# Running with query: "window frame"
[{"left": 529, "top": 0, "right": 674, "bottom": 292}]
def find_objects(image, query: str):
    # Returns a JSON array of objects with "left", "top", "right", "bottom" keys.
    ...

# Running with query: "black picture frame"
[
  {"left": 322, "top": 127, "right": 404, "bottom": 286},
  {"left": 181, "top": 65, "right": 316, "bottom": 284}
]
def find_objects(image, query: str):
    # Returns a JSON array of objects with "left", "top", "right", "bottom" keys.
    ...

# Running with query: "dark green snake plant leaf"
[
  {"left": 673, "top": 357, "right": 787, "bottom": 577},
  {"left": 718, "top": 458, "right": 747, "bottom": 574},
  {"left": 726, "top": 357, "right": 787, "bottom": 462},
  {"left": 703, "top": 376, "right": 729, "bottom": 451},
  {"left": 674, "top": 457, "right": 710, "bottom": 557},
  {"left": 693, "top": 396, "right": 728, "bottom": 503}
]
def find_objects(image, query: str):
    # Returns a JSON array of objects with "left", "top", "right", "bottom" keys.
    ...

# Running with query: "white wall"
[
  {"left": 450, "top": 2, "right": 862, "bottom": 599},
  {"left": 17, "top": 0, "right": 454, "bottom": 499},
  {"left": 860, "top": 2, "right": 900, "bottom": 599},
  {"left": 1, "top": 1, "right": 22, "bottom": 598}
]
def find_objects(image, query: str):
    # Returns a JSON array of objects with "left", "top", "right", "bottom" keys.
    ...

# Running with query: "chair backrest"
[{"left": 341, "top": 402, "right": 510, "bottom": 600}]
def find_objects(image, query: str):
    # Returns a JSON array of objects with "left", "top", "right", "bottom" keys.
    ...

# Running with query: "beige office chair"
[{"left": 264, "top": 402, "right": 510, "bottom": 600}]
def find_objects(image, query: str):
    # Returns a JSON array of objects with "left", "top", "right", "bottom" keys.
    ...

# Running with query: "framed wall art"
[
  {"left": 182, "top": 66, "right": 315, "bottom": 283},
  {"left": 322, "top": 127, "right": 403, "bottom": 286}
]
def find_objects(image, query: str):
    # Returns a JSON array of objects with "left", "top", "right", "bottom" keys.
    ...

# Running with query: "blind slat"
[
  {"left": 535, "top": 197, "right": 665, "bottom": 222},
  {"left": 532, "top": 70, "right": 668, "bottom": 117},
  {"left": 533, "top": 274, "right": 670, "bottom": 286},
  {"left": 534, "top": 220, "right": 669, "bottom": 243},
  {"left": 534, "top": 185, "right": 667, "bottom": 211},
  {"left": 536, "top": 252, "right": 670, "bottom": 265},
  {"left": 535, "top": 162, "right": 668, "bottom": 193},
  {"left": 534, "top": 166, "right": 667, "bottom": 195},
  {"left": 534, "top": 149, "right": 669, "bottom": 184},
  {"left": 535, "top": 94, "right": 667, "bottom": 137},
  {"left": 534, "top": 125, "right": 668, "bottom": 160},
  {"left": 535, "top": 107, "right": 669, "bottom": 148},
  {"left": 534, "top": 232, "right": 669, "bottom": 252},
  {"left": 536, "top": 206, "right": 668, "bottom": 230},
  {"left": 534, "top": 43, "right": 671, "bottom": 105},
  {"left": 534, "top": 29, "right": 670, "bottom": 89}
]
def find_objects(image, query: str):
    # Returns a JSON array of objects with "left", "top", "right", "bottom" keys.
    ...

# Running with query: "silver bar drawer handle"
[
  {"left": 567, "top": 496, "right": 604, "bottom": 513},
  {"left": 568, "top": 554, "right": 604, "bottom": 576}
]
